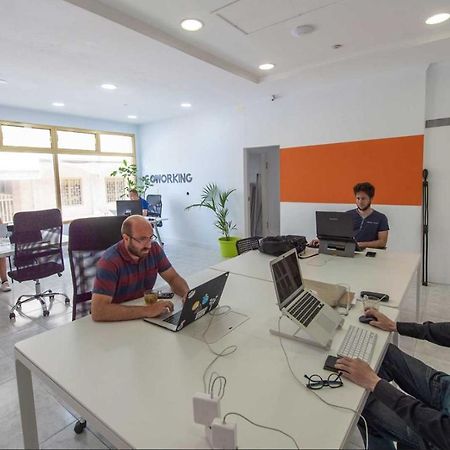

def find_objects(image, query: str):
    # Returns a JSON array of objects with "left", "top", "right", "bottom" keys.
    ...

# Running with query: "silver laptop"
[
  {"left": 270, "top": 248, "right": 344, "bottom": 348},
  {"left": 144, "top": 272, "right": 229, "bottom": 332}
]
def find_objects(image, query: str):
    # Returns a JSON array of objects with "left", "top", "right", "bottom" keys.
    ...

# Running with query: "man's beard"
[
  {"left": 127, "top": 242, "right": 150, "bottom": 258},
  {"left": 358, "top": 202, "right": 371, "bottom": 212}
]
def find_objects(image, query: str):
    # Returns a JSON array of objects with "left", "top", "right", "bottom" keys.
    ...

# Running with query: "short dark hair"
[
  {"left": 129, "top": 189, "right": 138, "bottom": 195},
  {"left": 353, "top": 182, "right": 375, "bottom": 198}
]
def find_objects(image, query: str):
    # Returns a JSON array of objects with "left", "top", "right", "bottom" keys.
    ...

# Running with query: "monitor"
[
  {"left": 316, "top": 211, "right": 354, "bottom": 241},
  {"left": 116, "top": 200, "right": 142, "bottom": 216},
  {"left": 270, "top": 248, "right": 303, "bottom": 310}
]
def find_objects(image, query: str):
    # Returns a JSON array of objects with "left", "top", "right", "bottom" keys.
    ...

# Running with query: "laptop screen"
[{"left": 271, "top": 249, "right": 303, "bottom": 309}]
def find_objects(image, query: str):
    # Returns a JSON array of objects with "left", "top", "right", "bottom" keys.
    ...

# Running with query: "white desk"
[
  {"left": 210, "top": 249, "right": 421, "bottom": 318},
  {"left": 15, "top": 269, "right": 398, "bottom": 449}
]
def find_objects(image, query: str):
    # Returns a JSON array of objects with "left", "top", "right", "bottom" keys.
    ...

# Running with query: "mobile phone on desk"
[
  {"left": 366, "top": 251, "right": 376, "bottom": 257},
  {"left": 158, "top": 292, "right": 174, "bottom": 299}
]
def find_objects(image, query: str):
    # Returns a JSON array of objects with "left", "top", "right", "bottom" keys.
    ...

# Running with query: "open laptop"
[
  {"left": 270, "top": 248, "right": 343, "bottom": 348},
  {"left": 116, "top": 200, "right": 142, "bottom": 216},
  {"left": 144, "top": 272, "right": 229, "bottom": 331}
]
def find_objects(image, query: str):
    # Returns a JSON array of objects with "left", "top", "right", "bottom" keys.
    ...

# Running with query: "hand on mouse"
[{"left": 364, "top": 308, "right": 397, "bottom": 332}]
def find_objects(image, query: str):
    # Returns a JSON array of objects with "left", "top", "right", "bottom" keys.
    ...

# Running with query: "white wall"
[
  {"left": 139, "top": 67, "right": 426, "bottom": 251},
  {"left": 424, "top": 61, "right": 450, "bottom": 283}
]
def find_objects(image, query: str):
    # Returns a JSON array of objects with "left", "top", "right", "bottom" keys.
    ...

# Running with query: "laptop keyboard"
[
  {"left": 287, "top": 292, "right": 323, "bottom": 327},
  {"left": 337, "top": 325, "right": 377, "bottom": 363},
  {"left": 163, "top": 310, "right": 182, "bottom": 325}
]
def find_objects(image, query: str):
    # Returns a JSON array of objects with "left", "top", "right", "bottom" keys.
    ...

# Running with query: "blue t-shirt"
[
  {"left": 346, "top": 209, "right": 389, "bottom": 243},
  {"left": 139, "top": 197, "right": 149, "bottom": 211}
]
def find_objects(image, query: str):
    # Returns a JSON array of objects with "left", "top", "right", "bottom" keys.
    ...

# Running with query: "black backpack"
[{"left": 259, "top": 235, "right": 307, "bottom": 257}]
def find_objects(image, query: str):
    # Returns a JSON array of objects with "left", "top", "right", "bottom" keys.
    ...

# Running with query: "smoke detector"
[{"left": 291, "top": 24, "right": 315, "bottom": 37}]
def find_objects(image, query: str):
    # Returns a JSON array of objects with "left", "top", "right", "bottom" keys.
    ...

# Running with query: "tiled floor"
[{"left": 0, "top": 242, "right": 449, "bottom": 449}]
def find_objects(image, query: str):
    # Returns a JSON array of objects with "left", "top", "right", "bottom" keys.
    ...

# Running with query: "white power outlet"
[
  {"left": 193, "top": 392, "right": 221, "bottom": 427},
  {"left": 211, "top": 417, "right": 237, "bottom": 449}
]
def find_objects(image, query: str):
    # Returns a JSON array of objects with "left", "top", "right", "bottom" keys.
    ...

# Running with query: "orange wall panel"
[{"left": 280, "top": 135, "right": 423, "bottom": 206}]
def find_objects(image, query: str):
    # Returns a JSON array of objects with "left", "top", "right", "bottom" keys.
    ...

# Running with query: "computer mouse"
[{"left": 359, "top": 315, "right": 377, "bottom": 324}]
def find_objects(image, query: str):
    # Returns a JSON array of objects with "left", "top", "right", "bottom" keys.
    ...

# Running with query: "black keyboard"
[
  {"left": 163, "top": 310, "right": 182, "bottom": 325},
  {"left": 287, "top": 292, "right": 323, "bottom": 327}
]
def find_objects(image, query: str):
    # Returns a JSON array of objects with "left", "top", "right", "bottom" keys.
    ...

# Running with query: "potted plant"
[
  {"left": 110, "top": 160, "right": 153, "bottom": 198},
  {"left": 185, "top": 183, "right": 239, "bottom": 257}
]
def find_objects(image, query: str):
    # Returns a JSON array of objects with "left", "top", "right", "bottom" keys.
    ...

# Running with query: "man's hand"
[
  {"left": 365, "top": 308, "right": 397, "bottom": 332},
  {"left": 335, "top": 356, "right": 381, "bottom": 391},
  {"left": 145, "top": 300, "right": 174, "bottom": 318}
]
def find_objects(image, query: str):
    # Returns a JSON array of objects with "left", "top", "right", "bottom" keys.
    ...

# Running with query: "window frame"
[{"left": 0, "top": 119, "right": 136, "bottom": 222}]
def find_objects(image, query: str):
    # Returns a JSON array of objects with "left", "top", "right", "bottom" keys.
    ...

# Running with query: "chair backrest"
[
  {"left": 68, "top": 215, "right": 125, "bottom": 320},
  {"left": 146, "top": 194, "right": 162, "bottom": 217},
  {"left": 12, "top": 208, "right": 64, "bottom": 271},
  {"left": 236, "top": 236, "right": 261, "bottom": 255}
]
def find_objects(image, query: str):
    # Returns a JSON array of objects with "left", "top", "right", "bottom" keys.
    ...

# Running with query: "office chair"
[
  {"left": 146, "top": 194, "right": 162, "bottom": 222},
  {"left": 68, "top": 215, "right": 125, "bottom": 321},
  {"left": 236, "top": 236, "right": 262, "bottom": 255},
  {"left": 8, "top": 209, "right": 69, "bottom": 320}
]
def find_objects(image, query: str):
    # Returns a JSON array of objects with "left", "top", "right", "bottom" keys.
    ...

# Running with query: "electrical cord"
[
  {"left": 222, "top": 412, "right": 300, "bottom": 449},
  {"left": 277, "top": 316, "right": 369, "bottom": 450}
]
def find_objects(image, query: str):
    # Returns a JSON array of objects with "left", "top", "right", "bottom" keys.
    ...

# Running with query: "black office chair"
[
  {"left": 146, "top": 194, "right": 162, "bottom": 222},
  {"left": 68, "top": 215, "right": 125, "bottom": 321},
  {"left": 236, "top": 236, "right": 262, "bottom": 255},
  {"left": 8, "top": 209, "right": 69, "bottom": 320}
]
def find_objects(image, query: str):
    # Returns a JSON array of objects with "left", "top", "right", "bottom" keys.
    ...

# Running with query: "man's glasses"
[
  {"left": 304, "top": 373, "right": 343, "bottom": 390},
  {"left": 128, "top": 234, "right": 157, "bottom": 244}
]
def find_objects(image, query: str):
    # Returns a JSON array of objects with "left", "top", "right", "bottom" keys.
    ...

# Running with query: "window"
[
  {"left": 105, "top": 177, "right": 125, "bottom": 203},
  {"left": 57, "top": 130, "right": 96, "bottom": 151},
  {"left": 1, "top": 125, "right": 51, "bottom": 148},
  {"left": 0, "top": 120, "right": 136, "bottom": 222},
  {"left": 61, "top": 178, "right": 82, "bottom": 206}
]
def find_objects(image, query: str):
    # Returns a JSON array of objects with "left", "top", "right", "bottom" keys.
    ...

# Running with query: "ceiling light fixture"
[
  {"left": 180, "top": 19, "right": 203, "bottom": 31},
  {"left": 127, "top": 115, "right": 137, "bottom": 119},
  {"left": 258, "top": 63, "right": 275, "bottom": 71},
  {"left": 291, "top": 24, "right": 315, "bottom": 37},
  {"left": 180, "top": 103, "right": 192, "bottom": 108},
  {"left": 426, "top": 13, "right": 450, "bottom": 24},
  {"left": 52, "top": 102, "right": 65, "bottom": 107},
  {"left": 101, "top": 83, "right": 117, "bottom": 90}
]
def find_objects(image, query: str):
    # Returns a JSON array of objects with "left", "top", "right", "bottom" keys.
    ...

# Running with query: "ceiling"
[{"left": 0, "top": 0, "right": 450, "bottom": 124}]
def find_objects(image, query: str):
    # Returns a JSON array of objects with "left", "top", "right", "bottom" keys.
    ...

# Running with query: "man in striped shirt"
[{"left": 91, "top": 215, "right": 189, "bottom": 321}]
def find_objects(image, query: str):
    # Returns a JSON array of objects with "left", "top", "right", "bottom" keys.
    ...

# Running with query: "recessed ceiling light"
[
  {"left": 180, "top": 19, "right": 203, "bottom": 31},
  {"left": 52, "top": 102, "right": 65, "bottom": 107},
  {"left": 291, "top": 24, "right": 315, "bottom": 37},
  {"left": 0, "top": 79, "right": 7, "bottom": 85},
  {"left": 101, "top": 83, "right": 117, "bottom": 90},
  {"left": 180, "top": 103, "right": 192, "bottom": 108},
  {"left": 258, "top": 63, "right": 275, "bottom": 71},
  {"left": 426, "top": 13, "right": 450, "bottom": 24},
  {"left": 127, "top": 115, "right": 137, "bottom": 119}
]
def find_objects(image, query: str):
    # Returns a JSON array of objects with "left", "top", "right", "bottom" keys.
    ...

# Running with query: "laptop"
[
  {"left": 144, "top": 272, "right": 229, "bottom": 331},
  {"left": 270, "top": 248, "right": 343, "bottom": 348},
  {"left": 116, "top": 200, "right": 142, "bottom": 216}
]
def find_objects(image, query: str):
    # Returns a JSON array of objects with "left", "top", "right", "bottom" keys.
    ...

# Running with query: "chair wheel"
[
  {"left": 74, "top": 420, "right": 87, "bottom": 434},
  {"left": 49, "top": 295, "right": 54, "bottom": 301},
  {"left": 43, "top": 310, "right": 50, "bottom": 317},
  {"left": 9, "top": 312, "right": 15, "bottom": 320},
  {"left": 65, "top": 298, "right": 70, "bottom": 305}
]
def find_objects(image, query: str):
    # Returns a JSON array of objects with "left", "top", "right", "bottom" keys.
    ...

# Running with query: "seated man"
[
  {"left": 347, "top": 182, "right": 389, "bottom": 249},
  {"left": 129, "top": 188, "right": 149, "bottom": 216},
  {"left": 0, "top": 217, "right": 11, "bottom": 292},
  {"left": 336, "top": 309, "right": 450, "bottom": 450},
  {"left": 91, "top": 215, "right": 189, "bottom": 321}
]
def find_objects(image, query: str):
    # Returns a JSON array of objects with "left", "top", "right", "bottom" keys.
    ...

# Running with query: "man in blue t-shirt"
[
  {"left": 346, "top": 182, "right": 389, "bottom": 249},
  {"left": 130, "top": 189, "right": 149, "bottom": 216}
]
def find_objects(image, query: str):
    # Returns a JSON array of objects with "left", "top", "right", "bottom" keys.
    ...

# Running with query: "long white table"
[
  {"left": 15, "top": 268, "right": 399, "bottom": 449},
  {"left": 210, "top": 248, "right": 421, "bottom": 318}
]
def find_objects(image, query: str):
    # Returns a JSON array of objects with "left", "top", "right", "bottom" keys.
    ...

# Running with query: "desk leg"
[
  {"left": 416, "top": 267, "right": 421, "bottom": 322},
  {"left": 16, "top": 359, "right": 39, "bottom": 449}
]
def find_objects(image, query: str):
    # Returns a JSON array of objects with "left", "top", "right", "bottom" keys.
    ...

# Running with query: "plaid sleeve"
[
  {"left": 92, "top": 256, "right": 119, "bottom": 298},
  {"left": 153, "top": 243, "right": 172, "bottom": 273}
]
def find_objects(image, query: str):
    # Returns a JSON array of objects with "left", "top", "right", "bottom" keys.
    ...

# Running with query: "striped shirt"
[{"left": 93, "top": 240, "right": 171, "bottom": 303}]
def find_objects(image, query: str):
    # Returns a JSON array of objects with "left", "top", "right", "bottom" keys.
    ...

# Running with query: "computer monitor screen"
[
  {"left": 116, "top": 200, "right": 142, "bottom": 216},
  {"left": 271, "top": 249, "right": 303, "bottom": 309},
  {"left": 316, "top": 211, "right": 353, "bottom": 240}
]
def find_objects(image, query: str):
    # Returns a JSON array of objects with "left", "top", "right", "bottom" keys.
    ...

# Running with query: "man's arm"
[
  {"left": 335, "top": 357, "right": 450, "bottom": 450},
  {"left": 159, "top": 267, "right": 189, "bottom": 298},
  {"left": 364, "top": 309, "right": 450, "bottom": 347},
  {"left": 357, "top": 230, "right": 388, "bottom": 249},
  {"left": 91, "top": 293, "right": 174, "bottom": 322}
]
